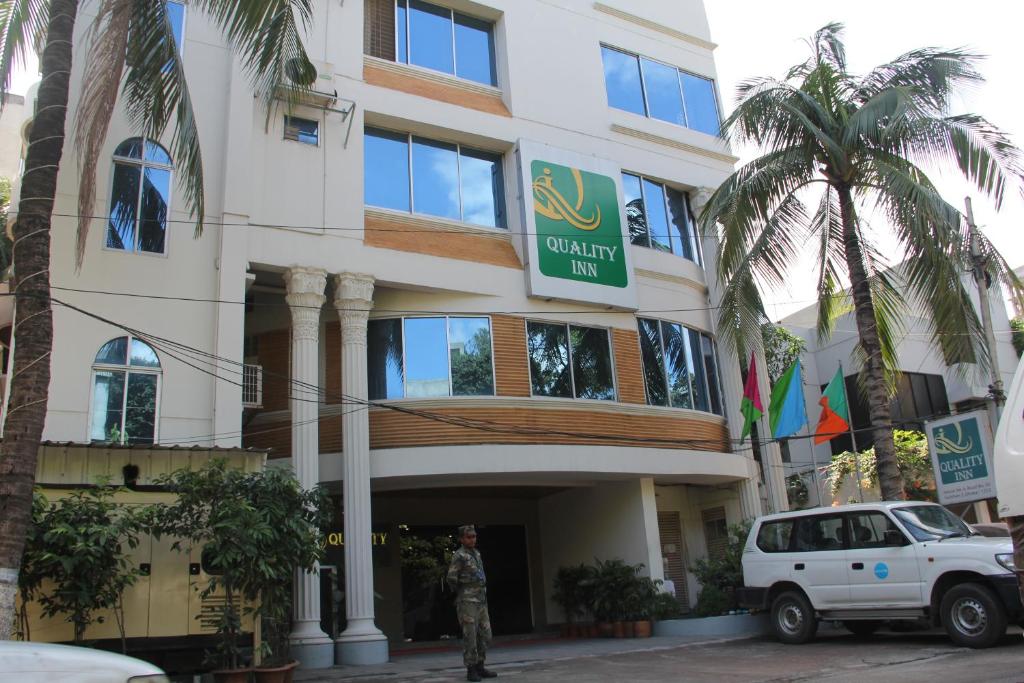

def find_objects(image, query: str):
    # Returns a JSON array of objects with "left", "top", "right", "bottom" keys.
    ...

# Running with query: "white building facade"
[{"left": 5, "top": 0, "right": 767, "bottom": 668}]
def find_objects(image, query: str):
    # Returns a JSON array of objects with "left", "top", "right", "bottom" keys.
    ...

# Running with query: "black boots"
[{"left": 466, "top": 663, "right": 497, "bottom": 681}]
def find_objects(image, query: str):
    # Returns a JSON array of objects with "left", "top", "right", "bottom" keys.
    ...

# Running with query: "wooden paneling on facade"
[
  {"left": 612, "top": 328, "right": 647, "bottom": 404},
  {"left": 492, "top": 315, "right": 531, "bottom": 397},
  {"left": 364, "top": 60, "right": 511, "bottom": 117},
  {"left": 364, "top": 213, "right": 522, "bottom": 269}
]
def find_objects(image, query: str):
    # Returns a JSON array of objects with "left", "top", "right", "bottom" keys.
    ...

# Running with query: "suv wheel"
[
  {"left": 843, "top": 620, "right": 881, "bottom": 637},
  {"left": 770, "top": 591, "right": 818, "bottom": 644},
  {"left": 940, "top": 582, "right": 1007, "bottom": 649}
]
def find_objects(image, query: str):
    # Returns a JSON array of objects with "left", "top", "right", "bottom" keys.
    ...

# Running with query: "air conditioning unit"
[{"left": 278, "top": 57, "right": 337, "bottom": 108}]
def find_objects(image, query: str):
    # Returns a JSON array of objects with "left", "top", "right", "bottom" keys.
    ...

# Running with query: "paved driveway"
[{"left": 298, "top": 629, "right": 1024, "bottom": 682}]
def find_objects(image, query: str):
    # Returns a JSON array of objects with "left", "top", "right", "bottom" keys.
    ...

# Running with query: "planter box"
[{"left": 653, "top": 613, "right": 770, "bottom": 638}]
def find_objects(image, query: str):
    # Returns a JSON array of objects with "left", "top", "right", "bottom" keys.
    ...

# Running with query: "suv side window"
[
  {"left": 793, "top": 514, "right": 845, "bottom": 552},
  {"left": 846, "top": 511, "right": 906, "bottom": 548},
  {"left": 756, "top": 520, "right": 794, "bottom": 552}
]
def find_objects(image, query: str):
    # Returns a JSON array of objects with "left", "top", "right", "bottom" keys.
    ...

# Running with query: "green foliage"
[
  {"left": 762, "top": 324, "right": 806, "bottom": 384},
  {"left": 1011, "top": 317, "right": 1024, "bottom": 358},
  {"left": 399, "top": 531, "right": 452, "bottom": 628},
  {"left": 15, "top": 490, "right": 49, "bottom": 641},
  {"left": 0, "top": 176, "right": 11, "bottom": 274},
  {"left": 690, "top": 521, "right": 751, "bottom": 616},
  {"left": 551, "top": 563, "right": 596, "bottom": 624},
  {"left": 151, "top": 461, "right": 330, "bottom": 669},
  {"left": 650, "top": 591, "right": 683, "bottom": 620},
  {"left": 31, "top": 484, "right": 145, "bottom": 644},
  {"left": 825, "top": 429, "right": 936, "bottom": 500},
  {"left": 449, "top": 328, "right": 494, "bottom": 395}
]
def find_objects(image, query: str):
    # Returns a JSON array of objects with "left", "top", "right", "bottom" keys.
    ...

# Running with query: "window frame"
[
  {"left": 105, "top": 138, "right": 174, "bottom": 257},
  {"left": 283, "top": 114, "right": 320, "bottom": 146},
  {"left": 622, "top": 171, "right": 702, "bottom": 265},
  {"left": 636, "top": 317, "right": 724, "bottom": 416},
  {"left": 792, "top": 513, "right": 848, "bottom": 553},
  {"left": 364, "top": 126, "right": 507, "bottom": 229},
  {"left": 524, "top": 318, "right": 618, "bottom": 402},
  {"left": 393, "top": 0, "right": 498, "bottom": 87},
  {"left": 368, "top": 314, "right": 497, "bottom": 400},
  {"left": 88, "top": 335, "right": 162, "bottom": 445},
  {"left": 600, "top": 43, "right": 722, "bottom": 136}
]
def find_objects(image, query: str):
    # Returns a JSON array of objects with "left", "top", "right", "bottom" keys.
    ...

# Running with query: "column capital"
[
  {"left": 284, "top": 267, "right": 327, "bottom": 342},
  {"left": 690, "top": 186, "right": 715, "bottom": 216},
  {"left": 334, "top": 273, "right": 375, "bottom": 344}
]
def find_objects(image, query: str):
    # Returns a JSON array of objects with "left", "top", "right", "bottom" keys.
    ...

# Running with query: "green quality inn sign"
[
  {"left": 532, "top": 161, "right": 627, "bottom": 287},
  {"left": 925, "top": 410, "right": 997, "bottom": 505},
  {"left": 517, "top": 141, "right": 638, "bottom": 309}
]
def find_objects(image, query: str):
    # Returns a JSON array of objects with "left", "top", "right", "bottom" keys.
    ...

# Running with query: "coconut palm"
[
  {"left": 700, "top": 23, "right": 1024, "bottom": 500},
  {"left": 0, "top": 0, "right": 317, "bottom": 637}
]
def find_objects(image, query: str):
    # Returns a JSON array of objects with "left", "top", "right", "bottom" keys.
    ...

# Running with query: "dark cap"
[{"left": 458, "top": 525, "right": 476, "bottom": 537}]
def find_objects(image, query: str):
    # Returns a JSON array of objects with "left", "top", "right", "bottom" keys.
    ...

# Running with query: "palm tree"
[
  {"left": 700, "top": 23, "right": 1024, "bottom": 501},
  {"left": 0, "top": 0, "right": 317, "bottom": 638}
]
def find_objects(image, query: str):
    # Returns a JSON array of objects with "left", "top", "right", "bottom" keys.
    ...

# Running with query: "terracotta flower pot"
[
  {"left": 597, "top": 621, "right": 614, "bottom": 638},
  {"left": 612, "top": 621, "right": 626, "bottom": 638},
  {"left": 212, "top": 667, "right": 253, "bottom": 683},
  {"left": 586, "top": 623, "right": 599, "bottom": 638},
  {"left": 633, "top": 620, "right": 652, "bottom": 638},
  {"left": 255, "top": 661, "right": 299, "bottom": 683},
  {"left": 622, "top": 621, "right": 635, "bottom": 638}
]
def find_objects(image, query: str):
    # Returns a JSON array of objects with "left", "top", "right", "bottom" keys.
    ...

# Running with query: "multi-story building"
[{"left": 4, "top": 0, "right": 765, "bottom": 668}]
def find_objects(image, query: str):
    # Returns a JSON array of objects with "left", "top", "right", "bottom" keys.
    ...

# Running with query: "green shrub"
[
  {"left": 693, "top": 584, "right": 732, "bottom": 617},
  {"left": 689, "top": 520, "right": 751, "bottom": 615}
]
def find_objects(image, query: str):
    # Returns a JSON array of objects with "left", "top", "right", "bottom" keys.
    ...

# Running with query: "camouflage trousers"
[{"left": 456, "top": 599, "right": 492, "bottom": 667}]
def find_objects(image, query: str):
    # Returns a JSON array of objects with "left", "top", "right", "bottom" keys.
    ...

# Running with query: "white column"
[
  {"left": 333, "top": 273, "right": 388, "bottom": 666},
  {"left": 284, "top": 267, "right": 334, "bottom": 669},
  {"left": 693, "top": 187, "right": 767, "bottom": 518}
]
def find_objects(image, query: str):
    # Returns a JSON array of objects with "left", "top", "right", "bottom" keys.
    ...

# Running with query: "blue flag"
[{"left": 768, "top": 359, "right": 807, "bottom": 439}]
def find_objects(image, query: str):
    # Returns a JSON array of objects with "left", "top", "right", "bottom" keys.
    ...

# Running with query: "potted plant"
[
  {"left": 626, "top": 576, "right": 660, "bottom": 638},
  {"left": 552, "top": 564, "right": 592, "bottom": 638},
  {"left": 152, "top": 461, "right": 263, "bottom": 682},
  {"left": 588, "top": 559, "right": 638, "bottom": 637},
  {"left": 247, "top": 468, "right": 331, "bottom": 683}
]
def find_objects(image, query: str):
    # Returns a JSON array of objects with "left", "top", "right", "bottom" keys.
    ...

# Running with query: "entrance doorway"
[{"left": 400, "top": 524, "right": 532, "bottom": 641}]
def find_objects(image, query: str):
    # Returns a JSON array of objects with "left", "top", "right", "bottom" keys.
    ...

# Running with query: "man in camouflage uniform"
[{"left": 447, "top": 525, "right": 497, "bottom": 681}]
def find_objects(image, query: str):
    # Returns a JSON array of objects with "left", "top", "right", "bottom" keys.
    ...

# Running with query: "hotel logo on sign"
[
  {"left": 926, "top": 411, "right": 996, "bottom": 505},
  {"left": 531, "top": 161, "right": 627, "bottom": 288}
]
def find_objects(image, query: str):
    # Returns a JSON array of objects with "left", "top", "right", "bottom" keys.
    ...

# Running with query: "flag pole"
[
  {"left": 839, "top": 362, "right": 865, "bottom": 503},
  {"left": 800, "top": 375, "right": 823, "bottom": 507}
]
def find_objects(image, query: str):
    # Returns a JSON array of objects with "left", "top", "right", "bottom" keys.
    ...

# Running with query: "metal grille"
[
  {"left": 702, "top": 506, "right": 729, "bottom": 561},
  {"left": 364, "top": 0, "right": 397, "bottom": 60},
  {"left": 657, "top": 510, "right": 690, "bottom": 606},
  {"left": 242, "top": 363, "right": 263, "bottom": 408}
]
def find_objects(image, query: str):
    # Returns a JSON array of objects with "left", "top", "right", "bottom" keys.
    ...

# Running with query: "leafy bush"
[
  {"left": 552, "top": 563, "right": 596, "bottom": 623},
  {"left": 650, "top": 591, "right": 683, "bottom": 620},
  {"left": 689, "top": 521, "right": 751, "bottom": 616},
  {"left": 1012, "top": 317, "right": 1024, "bottom": 358},
  {"left": 825, "top": 429, "right": 936, "bottom": 501}
]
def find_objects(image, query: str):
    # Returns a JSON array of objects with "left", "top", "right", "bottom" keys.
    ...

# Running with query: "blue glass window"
[
  {"left": 641, "top": 58, "right": 685, "bottom": 126},
  {"left": 527, "top": 321, "right": 615, "bottom": 401},
  {"left": 91, "top": 336, "right": 161, "bottom": 444},
  {"left": 601, "top": 46, "right": 645, "bottom": 116},
  {"left": 637, "top": 319, "right": 723, "bottom": 415},
  {"left": 395, "top": 0, "right": 497, "bottom": 86},
  {"left": 454, "top": 13, "right": 497, "bottom": 86},
  {"left": 364, "top": 127, "right": 411, "bottom": 212},
  {"left": 365, "top": 128, "right": 505, "bottom": 228},
  {"left": 107, "top": 137, "right": 172, "bottom": 254},
  {"left": 602, "top": 45, "right": 721, "bottom": 136},
  {"left": 367, "top": 316, "right": 495, "bottom": 398},
  {"left": 623, "top": 172, "right": 701, "bottom": 265},
  {"left": 680, "top": 72, "right": 721, "bottom": 136},
  {"left": 284, "top": 115, "right": 319, "bottom": 145}
]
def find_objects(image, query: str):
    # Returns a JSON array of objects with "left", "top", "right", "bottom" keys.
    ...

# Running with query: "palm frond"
[
  {"left": 810, "top": 187, "right": 847, "bottom": 343},
  {"left": 74, "top": 0, "right": 131, "bottom": 270},
  {"left": 0, "top": 0, "right": 48, "bottom": 104},
  {"left": 856, "top": 47, "right": 985, "bottom": 112},
  {"left": 120, "top": 0, "right": 204, "bottom": 238}
]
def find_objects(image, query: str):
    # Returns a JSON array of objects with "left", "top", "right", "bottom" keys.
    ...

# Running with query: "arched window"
[
  {"left": 107, "top": 137, "right": 172, "bottom": 255},
  {"left": 90, "top": 336, "right": 161, "bottom": 444}
]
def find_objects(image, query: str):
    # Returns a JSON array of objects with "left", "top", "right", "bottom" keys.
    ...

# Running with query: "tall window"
[
  {"left": 637, "top": 318, "right": 723, "bottom": 415},
  {"left": 601, "top": 46, "right": 721, "bottom": 136},
  {"left": 367, "top": 316, "right": 494, "bottom": 399},
  {"left": 107, "top": 138, "right": 172, "bottom": 254},
  {"left": 90, "top": 336, "right": 161, "bottom": 444},
  {"left": 622, "top": 172, "right": 701, "bottom": 263},
  {"left": 364, "top": 127, "right": 506, "bottom": 228},
  {"left": 167, "top": 0, "right": 186, "bottom": 50},
  {"left": 364, "top": 0, "right": 497, "bottom": 86},
  {"left": 527, "top": 321, "right": 615, "bottom": 401}
]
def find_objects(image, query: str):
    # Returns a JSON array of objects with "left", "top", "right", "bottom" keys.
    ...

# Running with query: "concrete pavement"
[{"left": 295, "top": 628, "right": 1024, "bottom": 682}]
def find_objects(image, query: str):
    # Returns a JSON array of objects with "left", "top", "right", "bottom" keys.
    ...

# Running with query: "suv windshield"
[{"left": 892, "top": 504, "right": 973, "bottom": 541}]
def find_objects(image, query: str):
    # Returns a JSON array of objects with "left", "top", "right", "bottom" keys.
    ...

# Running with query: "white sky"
[{"left": 705, "top": 1, "right": 1024, "bottom": 321}]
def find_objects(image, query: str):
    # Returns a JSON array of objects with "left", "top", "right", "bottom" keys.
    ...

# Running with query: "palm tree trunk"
[
  {"left": 837, "top": 185, "right": 905, "bottom": 500},
  {"left": 0, "top": 0, "right": 78, "bottom": 639}
]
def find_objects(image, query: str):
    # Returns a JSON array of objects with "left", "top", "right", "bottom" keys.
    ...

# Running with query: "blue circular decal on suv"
[{"left": 874, "top": 562, "right": 889, "bottom": 579}]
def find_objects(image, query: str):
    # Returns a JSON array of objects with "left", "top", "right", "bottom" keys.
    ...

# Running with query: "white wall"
[{"left": 537, "top": 477, "right": 663, "bottom": 623}]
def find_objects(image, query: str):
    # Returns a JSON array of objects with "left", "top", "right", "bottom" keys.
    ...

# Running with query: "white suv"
[{"left": 739, "top": 502, "right": 1020, "bottom": 648}]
